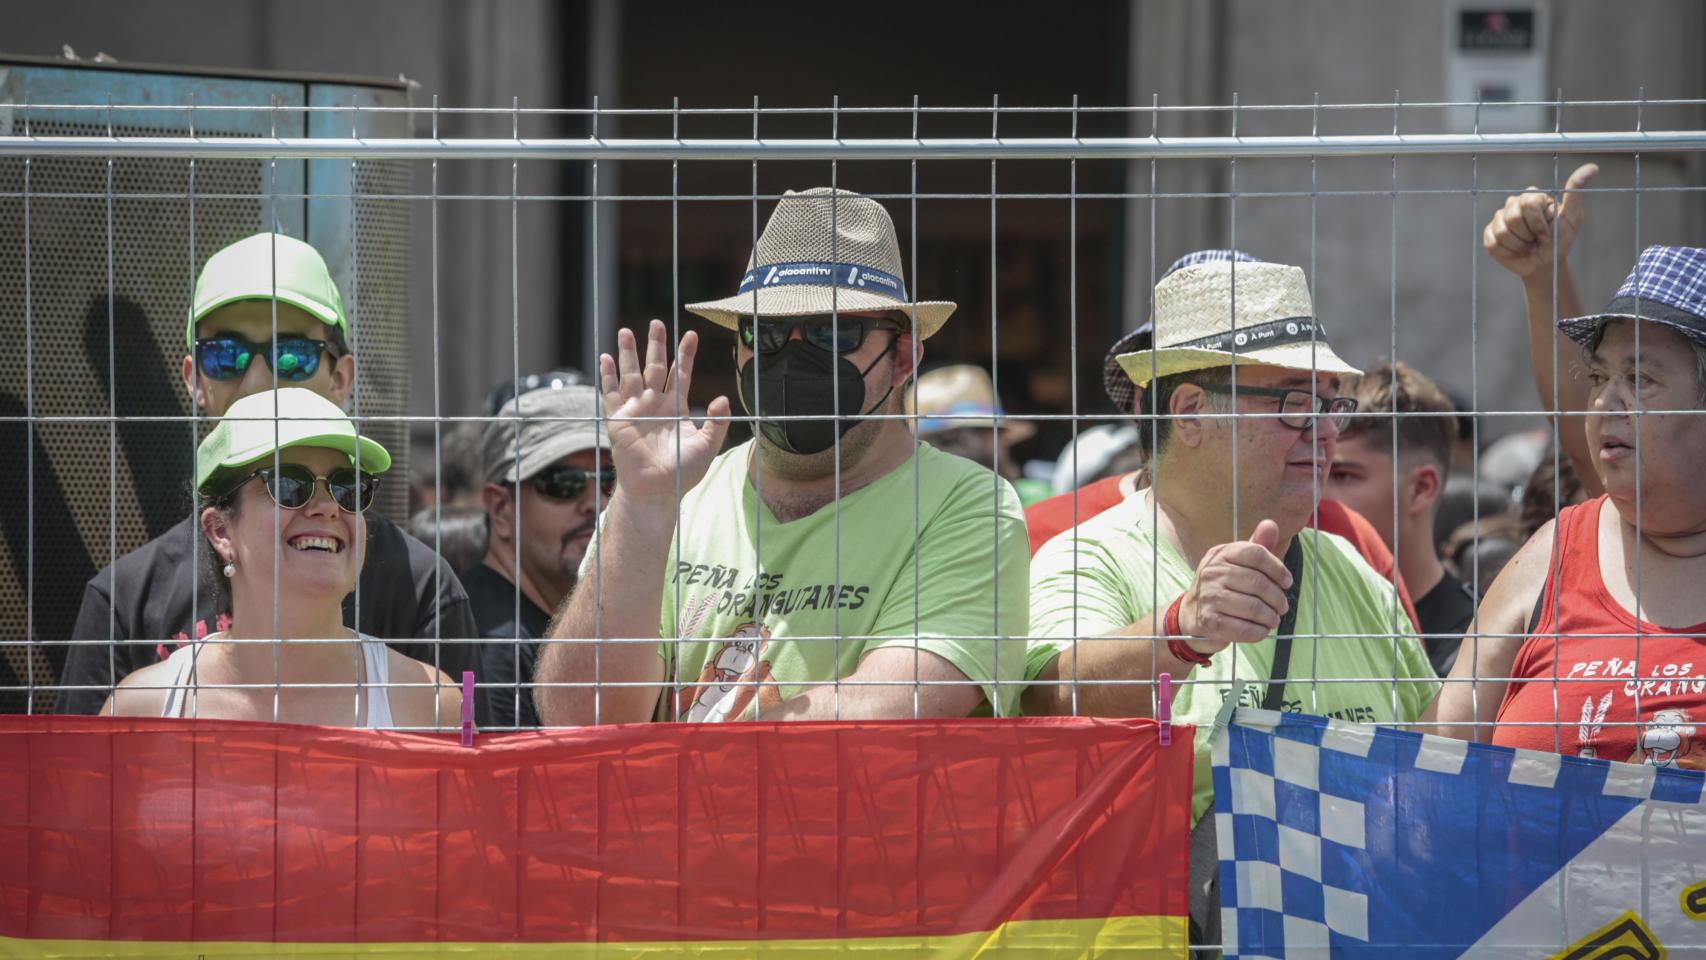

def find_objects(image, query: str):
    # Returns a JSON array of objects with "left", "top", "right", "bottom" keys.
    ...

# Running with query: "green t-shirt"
[
  {"left": 638, "top": 441, "right": 1029, "bottom": 720},
  {"left": 1028, "top": 494, "right": 1439, "bottom": 823}
]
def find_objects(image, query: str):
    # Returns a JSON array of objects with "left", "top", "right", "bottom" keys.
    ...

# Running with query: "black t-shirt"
[
  {"left": 1414, "top": 568, "right": 1478, "bottom": 677},
  {"left": 461, "top": 562, "right": 553, "bottom": 729},
  {"left": 57, "top": 512, "right": 482, "bottom": 717}
]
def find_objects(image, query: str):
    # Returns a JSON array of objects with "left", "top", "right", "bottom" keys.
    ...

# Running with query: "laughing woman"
[{"left": 104, "top": 389, "right": 463, "bottom": 729}]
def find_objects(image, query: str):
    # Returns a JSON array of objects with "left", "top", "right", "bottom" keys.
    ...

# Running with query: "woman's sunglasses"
[
  {"left": 531, "top": 465, "right": 617, "bottom": 501},
  {"left": 195, "top": 335, "right": 342, "bottom": 382},
  {"left": 227, "top": 463, "right": 380, "bottom": 513},
  {"left": 738, "top": 315, "right": 901, "bottom": 355}
]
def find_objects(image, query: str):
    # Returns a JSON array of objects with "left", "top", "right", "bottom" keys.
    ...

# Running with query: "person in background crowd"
[
  {"left": 907, "top": 363, "right": 1049, "bottom": 505},
  {"left": 1441, "top": 512, "right": 1523, "bottom": 595},
  {"left": 59, "top": 233, "right": 481, "bottom": 716},
  {"left": 408, "top": 372, "right": 590, "bottom": 517},
  {"left": 406, "top": 504, "right": 488, "bottom": 583},
  {"left": 1443, "top": 387, "right": 1478, "bottom": 471},
  {"left": 1438, "top": 242, "right": 1706, "bottom": 769},
  {"left": 1023, "top": 249, "right": 1418, "bottom": 629},
  {"left": 408, "top": 420, "right": 484, "bottom": 517},
  {"left": 536, "top": 187, "right": 1028, "bottom": 726},
  {"left": 1047, "top": 423, "right": 1143, "bottom": 495},
  {"left": 1432, "top": 472, "right": 1516, "bottom": 558},
  {"left": 468, "top": 384, "right": 611, "bottom": 728},
  {"left": 1022, "top": 260, "right": 1438, "bottom": 942},
  {"left": 104, "top": 389, "right": 462, "bottom": 728},
  {"left": 1516, "top": 443, "right": 1587, "bottom": 537},
  {"left": 1327, "top": 362, "right": 1475, "bottom": 674},
  {"left": 484, "top": 368, "right": 589, "bottom": 420}
]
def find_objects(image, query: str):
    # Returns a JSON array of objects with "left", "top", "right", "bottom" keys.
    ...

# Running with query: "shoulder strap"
[
  {"left": 1260, "top": 537, "right": 1307, "bottom": 712},
  {"left": 160, "top": 644, "right": 197, "bottom": 719}
]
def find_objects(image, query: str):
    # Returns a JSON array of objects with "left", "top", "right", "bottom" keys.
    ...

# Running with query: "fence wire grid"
[{"left": 0, "top": 96, "right": 1700, "bottom": 758}]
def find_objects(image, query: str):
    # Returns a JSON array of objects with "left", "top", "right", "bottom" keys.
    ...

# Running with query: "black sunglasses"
[
  {"left": 737, "top": 315, "right": 901, "bottom": 355},
  {"left": 1200, "top": 384, "right": 1359, "bottom": 431},
  {"left": 226, "top": 463, "right": 380, "bottom": 513},
  {"left": 531, "top": 465, "right": 616, "bottom": 500},
  {"left": 195, "top": 334, "right": 342, "bottom": 382}
]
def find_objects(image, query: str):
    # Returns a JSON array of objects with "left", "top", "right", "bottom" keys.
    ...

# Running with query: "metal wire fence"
[{"left": 0, "top": 95, "right": 1701, "bottom": 759}]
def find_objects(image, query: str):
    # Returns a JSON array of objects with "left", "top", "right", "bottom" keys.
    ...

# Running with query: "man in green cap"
[{"left": 58, "top": 232, "right": 481, "bottom": 715}]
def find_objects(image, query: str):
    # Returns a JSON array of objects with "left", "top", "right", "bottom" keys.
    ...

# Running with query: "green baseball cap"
[
  {"left": 186, "top": 233, "right": 348, "bottom": 351},
  {"left": 196, "top": 388, "right": 390, "bottom": 495}
]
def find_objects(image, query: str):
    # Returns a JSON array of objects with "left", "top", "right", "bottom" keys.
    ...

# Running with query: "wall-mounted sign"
[
  {"left": 1459, "top": 9, "right": 1536, "bottom": 52},
  {"left": 1443, "top": 2, "right": 1550, "bottom": 132}
]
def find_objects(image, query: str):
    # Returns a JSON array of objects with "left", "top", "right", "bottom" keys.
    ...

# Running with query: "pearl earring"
[{"left": 222, "top": 562, "right": 236, "bottom": 578}]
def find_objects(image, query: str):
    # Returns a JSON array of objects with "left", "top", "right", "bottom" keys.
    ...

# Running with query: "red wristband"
[
  {"left": 1164, "top": 596, "right": 1212, "bottom": 666},
  {"left": 1163, "top": 594, "right": 1184, "bottom": 638}
]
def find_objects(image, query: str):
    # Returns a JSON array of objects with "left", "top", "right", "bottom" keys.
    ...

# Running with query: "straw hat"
[
  {"left": 1102, "top": 250, "right": 1262, "bottom": 411},
  {"left": 1115, "top": 261, "right": 1360, "bottom": 388},
  {"left": 905, "top": 364, "right": 1034, "bottom": 440},
  {"left": 685, "top": 187, "right": 956, "bottom": 338}
]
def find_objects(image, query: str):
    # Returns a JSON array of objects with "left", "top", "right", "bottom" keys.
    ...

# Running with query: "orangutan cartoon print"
[
  {"left": 676, "top": 622, "right": 782, "bottom": 722},
  {"left": 1634, "top": 708, "right": 1706, "bottom": 769}
]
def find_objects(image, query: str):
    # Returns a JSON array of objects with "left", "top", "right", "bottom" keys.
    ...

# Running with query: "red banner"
[{"left": 0, "top": 715, "right": 1190, "bottom": 956}]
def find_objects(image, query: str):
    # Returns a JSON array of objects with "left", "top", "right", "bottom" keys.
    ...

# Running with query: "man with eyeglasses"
[
  {"left": 468, "top": 384, "right": 611, "bottom": 727},
  {"left": 58, "top": 232, "right": 482, "bottom": 716},
  {"left": 1020, "top": 260, "right": 1438, "bottom": 943},
  {"left": 535, "top": 187, "right": 1029, "bottom": 726}
]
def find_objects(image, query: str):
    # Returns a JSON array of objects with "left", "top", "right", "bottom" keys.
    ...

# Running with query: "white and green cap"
[
  {"left": 187, "top": 233, "right": 347, "bottom": 351},
  {"left": 196, "top": 388, "right": 390, "bottom": 495}
]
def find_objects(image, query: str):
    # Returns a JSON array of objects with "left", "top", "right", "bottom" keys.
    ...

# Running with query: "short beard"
[{"left": 554, "top": 515, "right": 598, "bottom": 584}]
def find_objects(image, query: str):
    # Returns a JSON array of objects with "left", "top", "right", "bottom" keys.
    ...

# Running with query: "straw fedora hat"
[
  {"left": 1115, "top": 261, "right": 1359, "bottom": 388},
  {"left": 686, "top": 187, "right": 956, "bottom": 338},
  {"left": 905, "top": 364, "right": 1035, "bottom": 441}
]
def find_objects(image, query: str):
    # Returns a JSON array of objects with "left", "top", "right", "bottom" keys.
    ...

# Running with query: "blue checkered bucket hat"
[
  {"left": 1103, "top": 250, "right": 1262, "bottom": 411},
  {"left": 1560, "top": 245, "right": 1706, "bottom": 349}
]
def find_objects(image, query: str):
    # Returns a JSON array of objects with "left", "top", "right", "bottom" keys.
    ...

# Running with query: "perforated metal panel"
[{"left": 0, "top": 64, "right": 412, "bottom": 713}]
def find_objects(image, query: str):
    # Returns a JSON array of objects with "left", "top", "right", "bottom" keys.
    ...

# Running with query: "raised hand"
[
  {"left": 599, "top": 319, "right": 732, "bottom": 504},
  {"left": 1177, "top": 518, "right": 1293, "bottom": 656},
  {"left": 1483, "top": 162, "right": 1598, "bottom": 279}
]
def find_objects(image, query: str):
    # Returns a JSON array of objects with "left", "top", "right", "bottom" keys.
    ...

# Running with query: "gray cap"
[{"left": 482, "top": 384, "right": 608, "bottom": 484}]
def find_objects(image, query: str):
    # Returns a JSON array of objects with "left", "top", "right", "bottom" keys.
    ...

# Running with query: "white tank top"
[{"left": 158, "top": 634, "right": 395, "bottom": 729}]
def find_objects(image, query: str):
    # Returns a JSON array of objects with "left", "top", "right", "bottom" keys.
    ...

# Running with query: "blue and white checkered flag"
[{"left": 1213, "top": 708, "right": 1706, "bottom": 958}]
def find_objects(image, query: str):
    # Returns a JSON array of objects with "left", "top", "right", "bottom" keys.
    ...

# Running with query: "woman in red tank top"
[
  {"left": 1434, "top": 246, "right": 1706, "bottom": 766},
  {"left": 1491, "top": 495, "right": 1706, "bottom": 767}
]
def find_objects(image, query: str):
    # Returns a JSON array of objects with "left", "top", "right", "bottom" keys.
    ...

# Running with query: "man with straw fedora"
[
  {"left": 536, "top": 187, "right": 1028, "bottom": 726},
  {"left": 1021, "top": 260, "right": 1439, "bottom": 940},
  {"left": 1023, "top": 249, "right": 1417, "bottom": 633}
]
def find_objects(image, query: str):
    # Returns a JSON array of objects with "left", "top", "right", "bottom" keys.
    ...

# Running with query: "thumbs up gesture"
[
  {"left": 1483, "top": 162, "right": 1598, "bottom": 279},
  {"left": 1177, "top": 519, "right": 1295, "bottom": 656}
]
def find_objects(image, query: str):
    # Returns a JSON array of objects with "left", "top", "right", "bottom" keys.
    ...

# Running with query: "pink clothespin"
[
  {"left": 1158, "top": 672, "right": 1174, "bottom": 747},
  {"left": 461, "top": 671, "right": 475, "bottom": 747}
]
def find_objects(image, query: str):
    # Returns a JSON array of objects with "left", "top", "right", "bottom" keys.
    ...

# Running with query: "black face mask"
[{"left": 737, "top": 337, "right": 898, "bottom": 455}]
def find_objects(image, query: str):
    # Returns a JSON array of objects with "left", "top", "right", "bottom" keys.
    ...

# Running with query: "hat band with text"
[
  {"left": 737, "top": 261, "right": 908, "bottom": 300},
  {"left": 1170, "top": 316, "right": 1329, "bottom": 353}
]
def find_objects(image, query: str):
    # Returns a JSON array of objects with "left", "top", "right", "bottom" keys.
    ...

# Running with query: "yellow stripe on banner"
[{"left": 1, "top": 915, "right": 1186, "bottom": 959}]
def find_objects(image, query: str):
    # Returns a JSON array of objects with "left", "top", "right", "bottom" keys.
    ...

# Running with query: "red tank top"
[{"left": 1494, "top": 496, "right": 1706, "bottom": 768}]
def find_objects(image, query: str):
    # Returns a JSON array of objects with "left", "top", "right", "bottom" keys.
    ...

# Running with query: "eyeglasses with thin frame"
[
  {"left": 1199, "top": 384, "right": 1359, "bottom": 431},
  {"left": 223, "top": 463, "right": 380, "bottom": 513},
  {"left": 531, "top": 465, "right": 616, "bottom": 501},
  {"left": 737, "top": 315, "right": 901, "bottom": 355},
  {"left": 195, "top": 334, "right": 343, "bottom": 382}
]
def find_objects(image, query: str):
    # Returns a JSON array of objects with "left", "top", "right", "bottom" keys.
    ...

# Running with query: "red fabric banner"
[{"left": 0, "top": 715, "right": 1190, "bottom": 955}]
